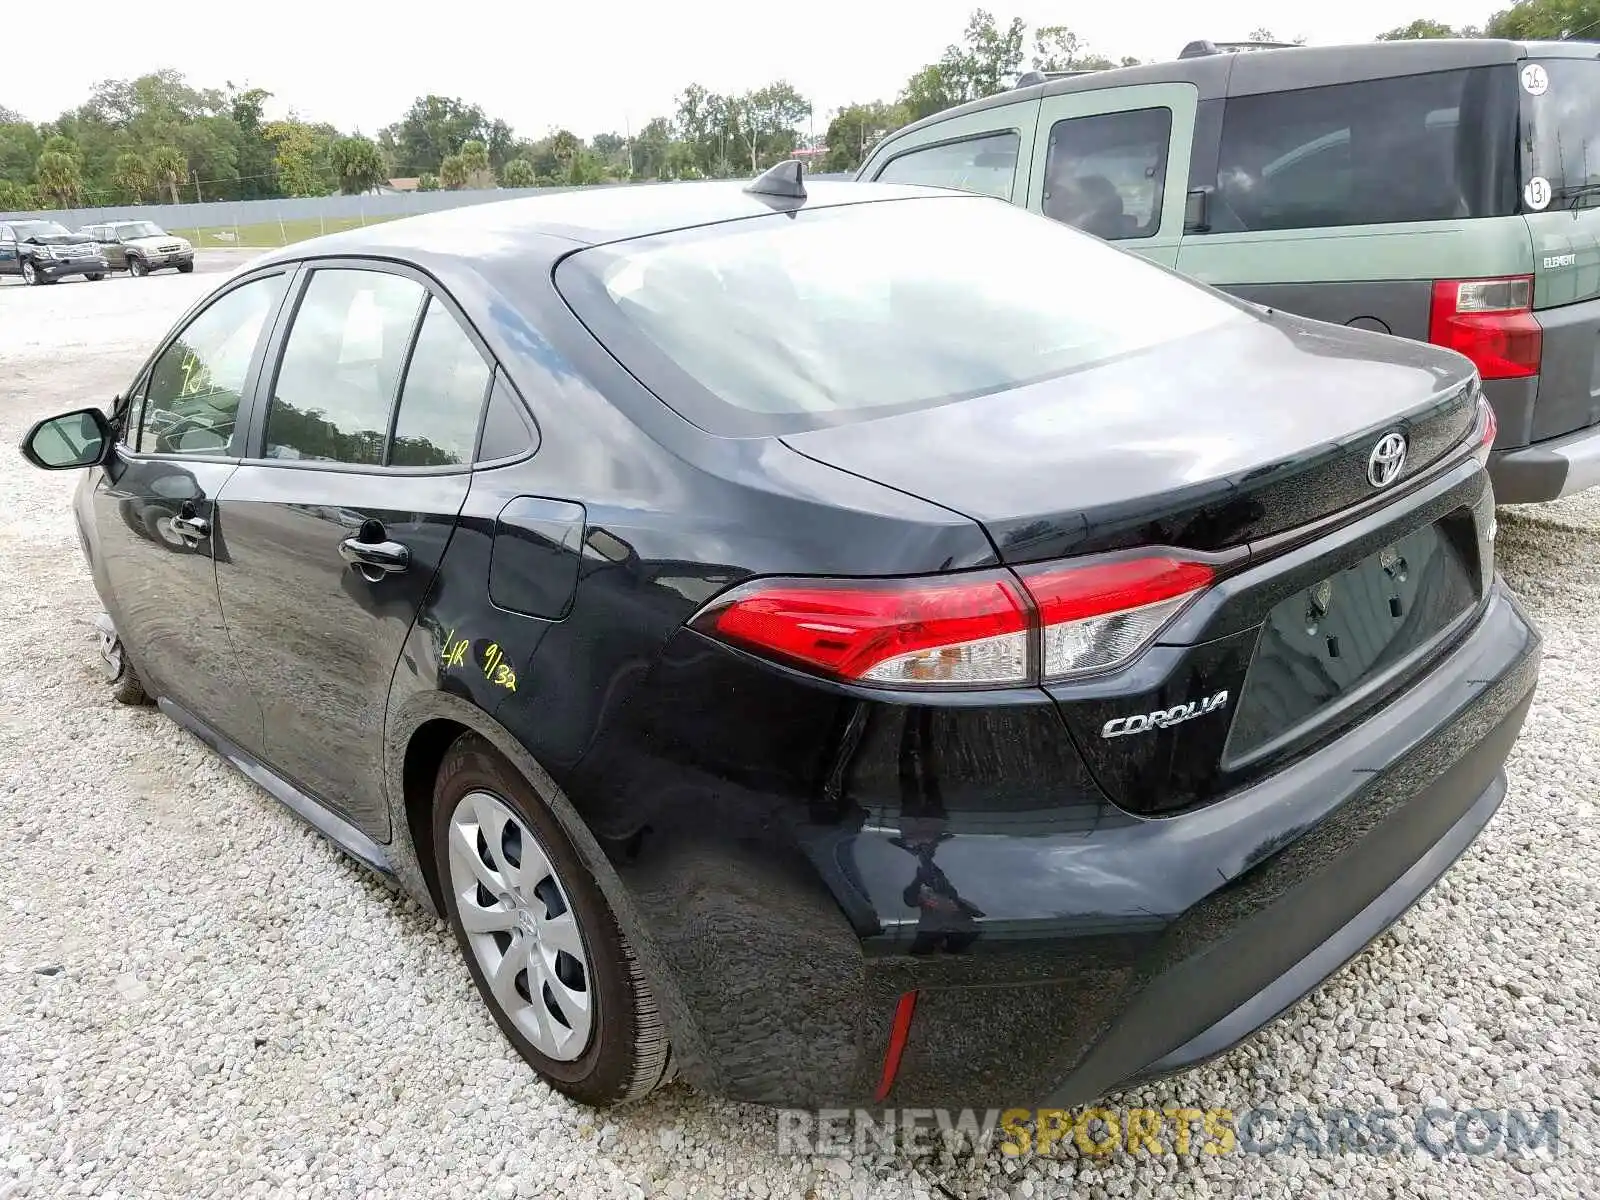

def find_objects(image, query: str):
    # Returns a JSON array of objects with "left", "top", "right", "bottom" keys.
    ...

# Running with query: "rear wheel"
[
  {"left": 432, "top": 734, "right": 672, "bottom": 1107},
  {"left": 128, "top": 256, "right": 147, "bottom": 278}
]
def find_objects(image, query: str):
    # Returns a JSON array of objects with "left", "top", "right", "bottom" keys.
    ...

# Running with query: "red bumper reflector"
[{"left": 873, "top": 990, "right": 919, "bottom": 1102}]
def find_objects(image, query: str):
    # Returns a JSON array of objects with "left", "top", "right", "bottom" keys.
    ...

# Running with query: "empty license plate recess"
[{"left": 1224, "top": 519, "right": 1480, "bottom": 766}]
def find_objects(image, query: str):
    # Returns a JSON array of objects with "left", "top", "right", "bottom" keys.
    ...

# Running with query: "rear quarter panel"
[{"left": 1525, "top": 207, "right": 1600, "bottom": 441}]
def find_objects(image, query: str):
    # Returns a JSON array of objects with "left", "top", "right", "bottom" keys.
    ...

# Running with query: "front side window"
[
  {"left": 389, "top": 299, "right": 492, "bottom": 467},
  {"left": 557, "top": 197, "right": 1247, "bottom": 435},
  {"left": 1524, "top": 59, "right": 1600, "bottom": 209},
  {"left": 1214, "top": 66, "right": 1517, "bottom": 233},
  {"left": 874, "top": 130, "right": 1021, "bottom": 200},
  {"left": 1042, "top": 108, "right": 1172, "bottom": 240},
  {"left": 264, "top": 269, "right": 426, "bottom": 464},
  {"left": 137, "top": 274, "right": 288, "bottom": 455}
]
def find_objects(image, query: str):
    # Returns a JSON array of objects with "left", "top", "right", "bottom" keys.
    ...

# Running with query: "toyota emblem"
[{"left": 1367, "top": 432, "right": 1408, "bottom": 488}]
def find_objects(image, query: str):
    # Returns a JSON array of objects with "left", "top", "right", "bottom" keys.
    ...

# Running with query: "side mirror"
[
  {"left": 20, "top": 407, "right": 112, "bottom": 470},
  {"left": 1184, "top": 186, "right": 1213, "bottom": 233}
]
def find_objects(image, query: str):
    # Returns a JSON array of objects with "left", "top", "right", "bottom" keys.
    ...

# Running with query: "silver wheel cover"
[{"left": 446, "top": 790, "right": 594, "bottom": 1061}]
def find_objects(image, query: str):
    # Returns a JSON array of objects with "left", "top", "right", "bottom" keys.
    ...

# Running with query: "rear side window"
[
  {"left": 1213, "top": 67, "right": 1518, "bottom": 232},
  {"left": 874, "top": 130, "right": 1021, "bottom": 199},
  {"left": 265, "top": 269, "right": 426, "bottom": 464},
  {"left": 389, "top": 298, "right": 492, "bottom": 467},
  {"left": 1524, "top": 59, "right": 1600, "bottom": 209},
  {"left": 1042, "top": 108, "right": 1171, "bottom": 241},
  {"left": 478, "top": 372, "right": 537, "bottom": 461},
  {"left": 556, "top": 197, "right": 1247, "bottom": 436}
]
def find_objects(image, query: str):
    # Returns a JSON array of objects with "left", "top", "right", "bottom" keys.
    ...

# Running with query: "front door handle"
[
  {"left": 339, "top": 536, "right": 410, "bottom": 578},
  {"left": 170, "top": 513, "right": 210, "bottom": 538}
]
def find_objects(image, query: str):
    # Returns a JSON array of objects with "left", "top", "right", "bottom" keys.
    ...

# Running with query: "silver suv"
[{"left": 80, "top": 221, "right": 195, "bottom": 277}]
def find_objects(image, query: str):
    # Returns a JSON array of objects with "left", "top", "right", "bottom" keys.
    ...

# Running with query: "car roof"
[
  {"left": 251, "top": 179, "right": 949, "bottom": 272},
  {"left": 876, "top": 37, "right": 1590, "bottom": 155}
]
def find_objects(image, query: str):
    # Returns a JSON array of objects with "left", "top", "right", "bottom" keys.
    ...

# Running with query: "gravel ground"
[{"left": 0, "top": 256, "right": 1596, "bottom": 1200}]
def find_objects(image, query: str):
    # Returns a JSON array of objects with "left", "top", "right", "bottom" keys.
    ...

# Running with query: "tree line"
[{"left": 0, "top": 0, "right": 1591, "bottom": 214}]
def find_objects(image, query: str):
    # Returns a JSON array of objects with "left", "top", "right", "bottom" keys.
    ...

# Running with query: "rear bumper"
[
  {"left": 1490, "top": 419, "right": 1600, "bottom": 503},
  {"left": 853, "top": 581, "right": 1538, "bottom": 1108},
  {"left": 1139, "top": 768, "right": 1503, "bottom": 1079}
]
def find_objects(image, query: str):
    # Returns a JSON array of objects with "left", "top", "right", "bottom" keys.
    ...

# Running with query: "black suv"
[{"left": 0, "top": 219, "right": 108, "bottom": 284}]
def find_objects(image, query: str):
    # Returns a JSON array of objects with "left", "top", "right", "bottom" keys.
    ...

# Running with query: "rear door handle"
[{"left": 339, "top": 536, "right": 410, "bottom": 576}]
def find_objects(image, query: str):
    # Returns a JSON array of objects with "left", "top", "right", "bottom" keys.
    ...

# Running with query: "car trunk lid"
[{"left": 780, "top": 311, "right": 1480, "bottom": 564}]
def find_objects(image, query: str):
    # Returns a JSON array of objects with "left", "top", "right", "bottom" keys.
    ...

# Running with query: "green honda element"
[{"left": 856, "top": 38, "right": 1600, "bottom": 504}]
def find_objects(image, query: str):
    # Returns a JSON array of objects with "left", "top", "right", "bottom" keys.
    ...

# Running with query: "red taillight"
[
  {"left": 694, "top": 552, "right": 1213, "bottom": 689},
  {"left": 1018, "top": 556, "right": 1215, "bottom": 681},
  {"left": 702, "top": 571, "right": 1030, "bottom": 686},
  {"left": 1428, "top": 276, "right": 1541, "bottom": 380}
]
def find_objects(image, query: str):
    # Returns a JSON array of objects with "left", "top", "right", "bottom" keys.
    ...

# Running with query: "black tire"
[
  {"left": 128, "top": 256, "right": 147, "bottom": 278},
  {"left": 21, "top": 259, "right": 41, "bottom": 285},
  {"left": 176, "top": 261, "right": 194, "bottom": 274},
  {"left": 432, "top": 734, "right": 672, "bottom": 1107},
  {"left": 111, "top": 662, "right": 151, "bottom": 705},
  {"left": 86, "top": 273, "right": 105, "bottom": 282},
  {"left": 99, "top": 626, "right": 153, "bottom": 706}
]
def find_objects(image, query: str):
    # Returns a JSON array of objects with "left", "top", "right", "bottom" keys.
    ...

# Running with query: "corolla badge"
[
  {"left": 1367, "top": 431, "right": 1408, "bottom": 489},
  {"left": 1101, "top": 691, "right": 1230, "bottom": 739}
]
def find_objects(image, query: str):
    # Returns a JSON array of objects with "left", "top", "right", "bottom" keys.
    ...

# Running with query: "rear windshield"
[
  {"left": 1523, "top": 58, "right": 1600, "bottom": 210},
  {"left": 1212, "top": 66, "right": 1519, "bottom": 232},
  {"left": 555, "top": 197, "right": 1247, "bottom": 436}
]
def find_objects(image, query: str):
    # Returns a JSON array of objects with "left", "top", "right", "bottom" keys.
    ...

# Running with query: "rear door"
[
  {"left": 1025, "top": 83, "right": 1199, "bottom": 269},
  {"left": 100, "top": 226, "right": 127, "bottom": 270},
  {"left": 1519, "top": 53, "right": 1600, "bottom": 445},
  {"left": 214, "top": 261, "right": 496, "bottom": 838}
]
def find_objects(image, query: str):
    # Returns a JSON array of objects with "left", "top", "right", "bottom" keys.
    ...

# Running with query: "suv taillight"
[
  {"left": 691, "top": 554, "right": 1214, "bottom": 689},
  {"left": 1428, "top": 276, "right": 1541, "bottom": 380}
]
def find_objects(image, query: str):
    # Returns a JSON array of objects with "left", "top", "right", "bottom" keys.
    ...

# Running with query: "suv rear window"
[
  {"left": 1212, "top": 66, "right": 1518, "bottom": 232},
  {"left": 555, "top": 197, "right": 1247, "bottom": 436},
  {"left": 1524, "top": 58, "right": 1600, "bottom": 209}
]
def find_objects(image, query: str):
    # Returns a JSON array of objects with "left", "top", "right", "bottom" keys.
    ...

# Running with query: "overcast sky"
[{"left": 7, "top": 0, "right": 1500, "bottom": 140}]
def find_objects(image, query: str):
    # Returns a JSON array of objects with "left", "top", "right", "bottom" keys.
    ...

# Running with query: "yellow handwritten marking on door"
[
  {"left": 439, "top": 629, "right": 517, "bottom": 692},
  {"left": 441, "top": 628, "right": 470, "bottom": 669},
  {"left": 178, "top": 349, "right": 204, "bottom": 397},
  {"left": 482, "top": 642, "right": 518, "bottom": 692}
]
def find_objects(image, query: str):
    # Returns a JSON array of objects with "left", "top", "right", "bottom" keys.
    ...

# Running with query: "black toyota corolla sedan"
[{"left": 21, "top": 167, "right": 1540, "bottom": 1109}]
